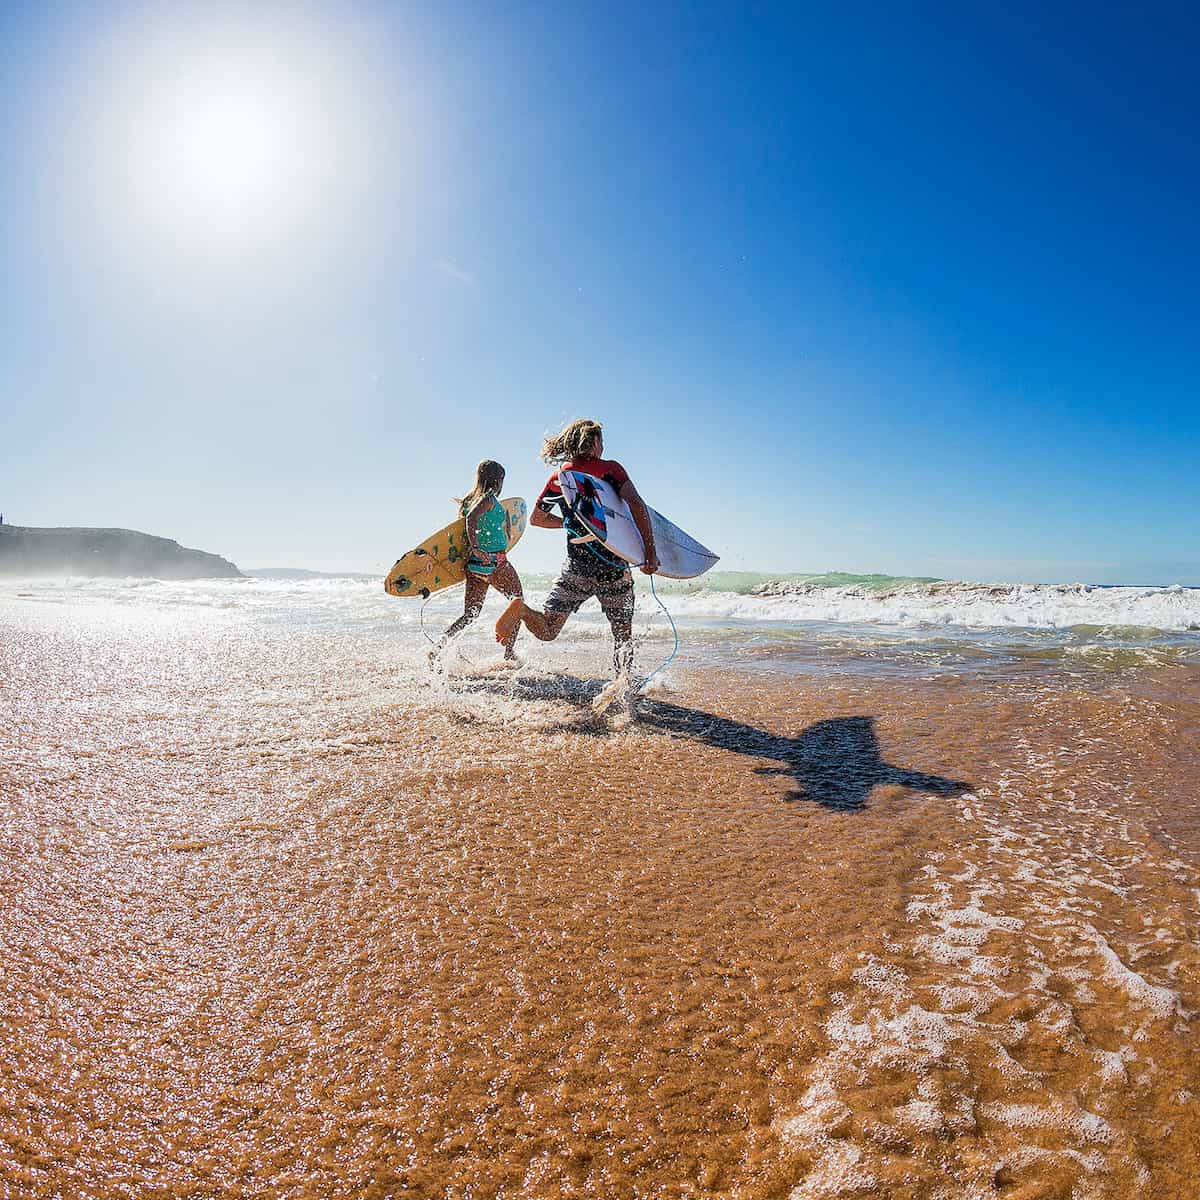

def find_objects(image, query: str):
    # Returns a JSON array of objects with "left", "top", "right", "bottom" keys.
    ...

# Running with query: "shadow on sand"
[
  {"left": 462, "top": 674, "right": 971, "bottom": 812},
  {"left": 638, "top": 701, "right": 970, "bottom": 811}
]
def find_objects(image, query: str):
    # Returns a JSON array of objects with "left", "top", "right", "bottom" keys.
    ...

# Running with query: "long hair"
[
  {"left": 540, "top": 418, "right": 602, "bottom": 464},
  {"left": 459, "top": 459, "right": 506, "bottom": 513}
]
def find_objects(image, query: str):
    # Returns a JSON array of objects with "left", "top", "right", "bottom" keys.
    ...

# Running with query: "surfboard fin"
[{"left": 569, "top": 532, "right": 600, "bottom": 545}]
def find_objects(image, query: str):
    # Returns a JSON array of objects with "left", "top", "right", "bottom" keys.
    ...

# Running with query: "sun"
[
  {"left": 143, "top": 58, "right": 306, "bottom": 245},
  {"left": 123, "top": 40, "right": 334, "bottom": 258},
  {"left": 52, "top": 6, "right": 388, "bottom": 277}
]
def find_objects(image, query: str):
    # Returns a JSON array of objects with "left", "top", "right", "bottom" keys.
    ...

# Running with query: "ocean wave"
[
  {"left": 4, "top": 574, "right": 1199, "bottom": 637},
  {"left": 732, "top": 580, "right": 1200, "bottom": 633}
]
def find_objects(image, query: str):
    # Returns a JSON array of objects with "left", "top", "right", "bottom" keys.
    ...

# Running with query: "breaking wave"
[
  {"left": 3, "top": 571, "right": 1199, "bottom": 638},
  {"left": 654, "top": 575, "right": 1200, "bottom": 634}
]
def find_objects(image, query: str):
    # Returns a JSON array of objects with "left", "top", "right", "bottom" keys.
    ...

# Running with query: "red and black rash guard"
[{"left": 535, "top": 456, "right": 631, "bottom": 579}]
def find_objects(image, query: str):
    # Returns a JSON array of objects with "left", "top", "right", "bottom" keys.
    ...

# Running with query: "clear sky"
[{"left": 2, "top": 1, "right": 1197, "bottom": 582}]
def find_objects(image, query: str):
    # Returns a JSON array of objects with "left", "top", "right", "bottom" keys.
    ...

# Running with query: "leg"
[
  {"left": 495, "top": 600, "right": 568, "bottom": 644},
  {"left": 490, "top": 560, "right": 523, "bottom": 602},
  {"left": 495, "top": 566, "right": 584, "bottom": 646},
  {"left": 588, "top": 574, "right": 636, "bottom": 715},
  {"left": 524, "top": 608, "right": 569, "bottom": 641},
  {"left": 489, "top": 562, "right": 524, "bottom": 658},
  {"left": 610, "top": 614, "right": 634, "bottom": 677},
  {"left": 599, "top": 573, "right": 636, "bottom": 677},
  {"left": 435, "top": 571, "right": 489, "bottom": 652}
]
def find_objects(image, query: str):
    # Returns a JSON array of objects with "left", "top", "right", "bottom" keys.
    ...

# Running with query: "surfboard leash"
[
  {"left": 559, "top": 492, "right": 680, "bottom": 691},
  {"left": 419, "top": 592, "right": 481, "bottom": 671},
  {"left": 637, "top": 572, "right": 679, "bottom": 693},
  {"left": 419, "top": 595, "right": 437, "bottom": 648},
  {"left": 552, "top": 489, "right": 676, "bottom": 696}
]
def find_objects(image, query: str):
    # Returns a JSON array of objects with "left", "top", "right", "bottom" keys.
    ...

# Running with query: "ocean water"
[{"left": 5, "top": 571, "right": 1199, "bottom": 679}]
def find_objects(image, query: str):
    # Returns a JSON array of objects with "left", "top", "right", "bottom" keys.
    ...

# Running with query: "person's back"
[
  {"left": 464, "top": 493, "right": 509, "bottom": 557},
  {"left": 543, "top": 451, "right": 630, "bottom": 578},
  {"left": 495, "top": 418, "right": 659, "bottom": 679}
]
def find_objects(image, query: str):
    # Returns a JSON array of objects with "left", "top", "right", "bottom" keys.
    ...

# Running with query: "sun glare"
[
  {"left": 51, "top": 5, "right": 391, "bottom": 281},
  {"left": 144, "top": 57, "right": 307, "bottom": 244}
]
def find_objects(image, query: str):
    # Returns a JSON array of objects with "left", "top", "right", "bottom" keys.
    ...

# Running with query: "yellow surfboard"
[{"left": 383, "top": 497, "right": 528, "bottom": 598}]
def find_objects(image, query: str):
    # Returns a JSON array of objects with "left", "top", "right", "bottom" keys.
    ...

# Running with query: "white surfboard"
[{"left": 557, "top": 468, "right": 719, "bottom": 580}]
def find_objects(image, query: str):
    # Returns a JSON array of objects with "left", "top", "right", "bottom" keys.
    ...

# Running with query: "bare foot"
[
  {"left": 494, "top": 598, "right": 524, "bottom": 646},
  {"left": 591, "top": 673, "right": 630, "bottom": 716}
]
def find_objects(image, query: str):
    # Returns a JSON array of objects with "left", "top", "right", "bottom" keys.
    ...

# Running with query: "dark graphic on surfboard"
[{"left": 558, "top": 469, "right": 718, "bottom": 579}]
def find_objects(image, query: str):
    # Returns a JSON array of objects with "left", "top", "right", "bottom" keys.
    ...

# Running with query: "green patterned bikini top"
[{"left": 463, "top": 493, "right": 508, "bottom": 553}]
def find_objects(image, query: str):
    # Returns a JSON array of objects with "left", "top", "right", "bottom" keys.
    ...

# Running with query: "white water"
[
  {"left": 741, "top": 579, "right": 1200, "bottom": 632},
  {"left": 4, "top": 575, "right": 1200, "bottom": 636}
]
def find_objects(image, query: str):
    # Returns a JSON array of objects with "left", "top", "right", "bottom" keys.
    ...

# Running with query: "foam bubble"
[
  {"left": 978, "top": 1101, "right": 1115, "bottom": 1145},
  {"left": 1087, "top": 931, "right": 1181, "bottom": 1018}
]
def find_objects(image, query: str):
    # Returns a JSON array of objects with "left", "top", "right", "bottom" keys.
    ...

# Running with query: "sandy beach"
[
  {"left": 6, "top": 0, "right": 1198, "bottom": 1191},
  {"left": 2, "top": 590, "right": 1198, "bottom": 1198}
]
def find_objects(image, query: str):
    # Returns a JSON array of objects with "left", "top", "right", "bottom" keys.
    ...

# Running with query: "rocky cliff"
[{"left": 0, "top": 525, "right": 243, "bottom": 580}]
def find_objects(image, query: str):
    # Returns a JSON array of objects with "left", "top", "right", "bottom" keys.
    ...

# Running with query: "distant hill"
[{"left": 0, "top": 525, "right": 242, "bottom": 580}]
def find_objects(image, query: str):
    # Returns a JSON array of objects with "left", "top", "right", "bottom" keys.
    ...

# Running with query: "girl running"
[{"left": 431, "top": 459, "right": 524, "bottom": 663}]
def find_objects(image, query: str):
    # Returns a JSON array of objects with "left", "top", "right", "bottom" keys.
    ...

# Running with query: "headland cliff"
[{"left": 0, "top": 525, "right": 242, "bottom": 579}]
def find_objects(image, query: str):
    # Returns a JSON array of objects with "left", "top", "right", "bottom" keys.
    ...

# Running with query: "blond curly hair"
[{"left": 540, "top": 419, "right": 602, "bottom": 464}]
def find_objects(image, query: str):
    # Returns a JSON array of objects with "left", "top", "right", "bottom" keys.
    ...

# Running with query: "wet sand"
[{"left": 2, "top": 604, "right": 1198, "bottom": 1198}]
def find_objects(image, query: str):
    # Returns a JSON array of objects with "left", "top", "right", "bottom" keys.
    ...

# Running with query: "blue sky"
[{"left": 2, "top": 1, "right": 1197, "bottom": 582}]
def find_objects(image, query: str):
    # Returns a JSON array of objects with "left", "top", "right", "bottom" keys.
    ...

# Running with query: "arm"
[
  {"left": 464, "top": 500, "right": 484, "bottom": 554},
  {"left": 530, "top": 505, "right": 564, "bottom": 529},
  {"left": 618, "top": 478, "right": 659, "bottom": 574},
  {"left": 532, "top": 475, "right": 565, "bottom": 529}
]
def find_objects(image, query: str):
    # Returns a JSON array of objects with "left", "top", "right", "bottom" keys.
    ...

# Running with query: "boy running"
[{"left": 494, "top": 419, "right": 658, "bottom": 675}]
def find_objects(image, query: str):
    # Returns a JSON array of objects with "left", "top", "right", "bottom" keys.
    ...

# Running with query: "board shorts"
[{"left": 544, "top": 565, "right": 634, "bottom": 625}]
